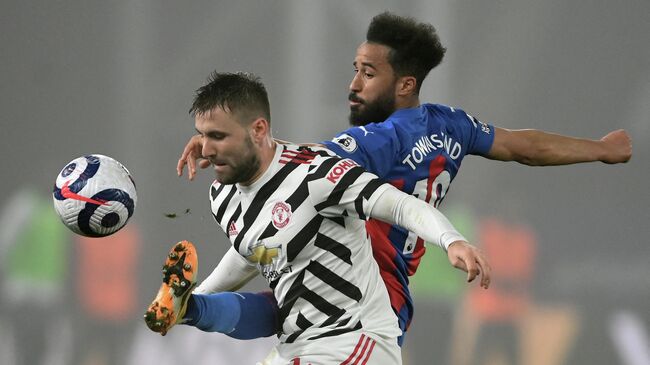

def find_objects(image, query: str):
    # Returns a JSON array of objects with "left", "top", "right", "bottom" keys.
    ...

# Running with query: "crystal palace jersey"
[
  {"left": 323, "top": 103, "right": 495, "bottom": 340},
  {"left": 209, "top": 143, "right": 401, "bottom": 345}
]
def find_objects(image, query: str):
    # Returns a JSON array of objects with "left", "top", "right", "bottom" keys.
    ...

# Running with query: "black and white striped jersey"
[{"left": 209, "top": 143, "right": 400, "bottom": 344}]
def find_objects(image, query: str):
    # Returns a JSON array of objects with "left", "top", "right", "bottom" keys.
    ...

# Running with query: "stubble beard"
[
  {"left": 215, "top": 136, "right": 261, "bottom": 185},
  {"left": 348, "top": 91, "right": 397, "bottom": 127}
]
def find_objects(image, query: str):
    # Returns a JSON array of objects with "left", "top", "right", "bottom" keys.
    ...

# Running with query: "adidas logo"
[{"left": 228, "top": 221, "right": 238, "bottom": 236}]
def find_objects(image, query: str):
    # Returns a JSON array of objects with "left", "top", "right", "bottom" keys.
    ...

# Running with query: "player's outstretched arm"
[
  {"left": 369, "top": 186, "right": 491, "bottom": 289},
  {"left": 194, "top": 246, "right": 258, "bottom": 294},
  {"left": 487, "top": 127, "right": 632, "bottom": 166},
  {"left": 177, "top": 134, "right": 211, "bottom": 181}
]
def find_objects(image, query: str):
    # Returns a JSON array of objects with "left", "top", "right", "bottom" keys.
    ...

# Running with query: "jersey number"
[{"left": 403, "top": 162, "right": 451, "bottom": 254}]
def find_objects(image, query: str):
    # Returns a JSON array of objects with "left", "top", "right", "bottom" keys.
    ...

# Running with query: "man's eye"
[{"left": 207, "top": 134, "right": 225, "bottom": 140}]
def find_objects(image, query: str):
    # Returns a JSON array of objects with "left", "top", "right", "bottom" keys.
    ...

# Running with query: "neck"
[
  {"left": 259, "top": 138, "right": 278, "bottom": 171},
  {"left": 396, "top": 95, "right": 420, "bottom": 110}
]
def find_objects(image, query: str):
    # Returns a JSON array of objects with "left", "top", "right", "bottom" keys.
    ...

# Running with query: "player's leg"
[
  {"left": 183, "top": 291, "right": 278, "bottom": 339},
  {"left": 144, "top": 240, "right": 278, "bottom": 338}
]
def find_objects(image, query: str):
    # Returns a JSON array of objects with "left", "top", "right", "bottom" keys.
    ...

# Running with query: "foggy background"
[{"left": 1, "top": 1, "right": 648, "bottom": 364}]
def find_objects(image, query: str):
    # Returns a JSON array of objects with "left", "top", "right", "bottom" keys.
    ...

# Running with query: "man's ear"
[
  {"left": 397, "top": 76, "right": 417, "bottom": 96},
  {"left": 249, "top": 118, "right": 270, "bottom": 143}
]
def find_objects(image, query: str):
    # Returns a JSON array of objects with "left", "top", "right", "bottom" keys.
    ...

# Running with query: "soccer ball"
[{"left": 52, "top": 154, "right": 137, "bottom": 237}]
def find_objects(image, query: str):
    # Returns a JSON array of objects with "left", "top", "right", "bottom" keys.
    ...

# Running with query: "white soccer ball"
[{"left": 52, "top": 154, "right": 137, "bottom": 237}]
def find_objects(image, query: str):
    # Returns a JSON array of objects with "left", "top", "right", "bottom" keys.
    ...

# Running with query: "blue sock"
[{"left": 183, "top": 292, "right": 278, "bottom": 339}]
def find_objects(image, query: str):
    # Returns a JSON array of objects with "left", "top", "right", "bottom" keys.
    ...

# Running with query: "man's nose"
[
  {"left": 349, "top": 73, "right": 362, "bottom": 92},
  {"left": 201, "top": 142, "right": 215, "bottom": 160}
]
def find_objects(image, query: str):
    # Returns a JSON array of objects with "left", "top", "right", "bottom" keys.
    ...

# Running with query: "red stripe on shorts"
[
  {"left": 351, "top": 336, "right": 373, "bottom": 365},
  {"left": 340, "top": 334, "right": 366, "bottom": 365},
  {"left": 359, "top": 340, "right": 376, "bottom": 365},
  {"left": 340, "top": 334, "right": 377, "bottom": 365}
]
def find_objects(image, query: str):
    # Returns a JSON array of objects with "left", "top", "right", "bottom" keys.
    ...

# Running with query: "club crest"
[{"left": 272, "top": 201, "right": 292, "bottom": 229}]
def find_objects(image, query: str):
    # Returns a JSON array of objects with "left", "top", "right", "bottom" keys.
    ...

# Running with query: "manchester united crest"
[{"left": 272, "top": 201, "right": 292, "bottom": 229}]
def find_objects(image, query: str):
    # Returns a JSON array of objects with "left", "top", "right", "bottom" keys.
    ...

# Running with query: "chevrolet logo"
[{"left": 245, "top": 243, "right": 280, "bottom": 265}]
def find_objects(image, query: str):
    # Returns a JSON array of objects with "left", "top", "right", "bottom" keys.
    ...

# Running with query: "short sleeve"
[
  {"left": 322, "top": 122, "right": 400, "bottom": 178},
  {"left": 449, "top": 107, "right": 495, "bottom": 156}
]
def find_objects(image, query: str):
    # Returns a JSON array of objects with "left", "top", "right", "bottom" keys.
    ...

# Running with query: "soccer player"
[
  {"left": 173, "top": 11, "right": 632, "bottom": 347},
  {"left": 146, "top": 71, "right": 487, "bottom": 364}
]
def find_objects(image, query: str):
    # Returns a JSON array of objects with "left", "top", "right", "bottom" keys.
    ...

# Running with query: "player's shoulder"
[
  {"left": 421, "top": 103, "right": 488, "bottom": 133},
  {"left": 421, "top": 103, "right": 470, "bottom": 119},
  {"left": 382, "top": 103, "right": 467, "bottom": 131},
  {"left": 279, "top": 143, "right": 339, "bottom": 166}
]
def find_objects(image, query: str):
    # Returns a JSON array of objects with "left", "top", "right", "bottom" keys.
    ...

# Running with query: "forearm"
[
  {"left": 194, "top": 246, "right": 258, "bottom": 294},
  {"left": 522, "top": 129, "right": 606, "bottom": 165},
  {"left": 368, "top": 185, "right": 466, "bottom": 251},
  {"left": 490, "top": 128, "right": 608, "bottom": 166}
]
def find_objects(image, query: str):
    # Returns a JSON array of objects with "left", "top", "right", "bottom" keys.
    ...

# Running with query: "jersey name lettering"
[{"left": 401, "top": 133, "right": 462, "bottom": 170}]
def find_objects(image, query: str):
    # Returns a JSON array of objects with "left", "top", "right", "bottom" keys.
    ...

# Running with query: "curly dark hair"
[
  {"left": 367, "top": 12, "right": 446, "bottom": 92},
  {"left": 189, "top": 71, "right": 271, "bottom": 124}
]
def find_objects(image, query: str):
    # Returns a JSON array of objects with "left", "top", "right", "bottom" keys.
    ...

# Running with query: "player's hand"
[
  {"left": 600, "top": 129, "right": 632, "bottom": 164},
  {"left": 177, "top": 135, "right": 211, "bottom": 181},
  {"left": 446, "top": 241, "right": 491, "bottom": 289}
]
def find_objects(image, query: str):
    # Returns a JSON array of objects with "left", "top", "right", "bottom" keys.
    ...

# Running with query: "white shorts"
[{"left": 257, "top": 331, "right": 401, "bottom": 365}]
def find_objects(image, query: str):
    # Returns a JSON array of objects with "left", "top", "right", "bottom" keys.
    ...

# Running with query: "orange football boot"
[{"left": 144, "top": 240, "right": 198, "bottom": 335}]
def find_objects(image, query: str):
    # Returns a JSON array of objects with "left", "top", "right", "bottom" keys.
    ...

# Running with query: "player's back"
[{"left": 324, "top": 103, "right": 495, "bottom": 336}]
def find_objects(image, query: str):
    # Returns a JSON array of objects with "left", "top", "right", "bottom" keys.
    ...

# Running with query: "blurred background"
[{"left": 1, "top": 1, "right": 648, "bottom": 364}]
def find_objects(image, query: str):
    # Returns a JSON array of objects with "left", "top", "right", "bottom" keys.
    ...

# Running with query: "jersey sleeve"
[
  {"left": 322, "top": 123, "right": 400, "bottom": 178},
  {"left": 445, "top": 106, "right": 495, "bottom": 156},
  {"left": 306, "top": 155, "right": 391, "bottom": 220}
]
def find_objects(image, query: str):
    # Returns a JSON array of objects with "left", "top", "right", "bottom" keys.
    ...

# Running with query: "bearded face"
[
  {"left": 348, "top": 42, "right": 400, "bottom": 126},
  {"left": 210, "top": 133, "right": 260, "bottom": 185},
  {"left": 348, "top": 88, "right": 397, "bottom": 126}
]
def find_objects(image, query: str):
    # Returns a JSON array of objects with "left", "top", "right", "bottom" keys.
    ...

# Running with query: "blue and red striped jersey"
[{"left": 323, "top": 103, "right": 495, "bottom": 343}]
